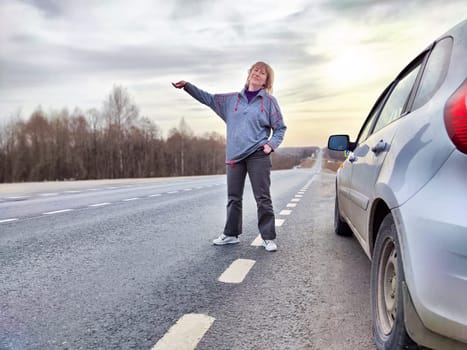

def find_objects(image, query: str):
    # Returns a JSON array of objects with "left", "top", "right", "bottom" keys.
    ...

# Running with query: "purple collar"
[{"left": 245, "top": 89, "right": 261, "bottom": 103}]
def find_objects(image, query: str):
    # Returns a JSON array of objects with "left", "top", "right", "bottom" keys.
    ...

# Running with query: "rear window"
[{"left": 412, "top": 37, "right": 453, "bottom": 110}]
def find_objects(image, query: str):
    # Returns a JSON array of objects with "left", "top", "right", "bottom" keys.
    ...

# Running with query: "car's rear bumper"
[
  {"left": 403, "top": 282, "right": 467, "bottom": 350},
  {"left": 394, "top": 151, "right": 467, "bottom": 346}
]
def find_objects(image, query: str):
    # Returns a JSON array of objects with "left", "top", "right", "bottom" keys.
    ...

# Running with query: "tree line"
[
  {"left": 0, "top": 86, "right": 304, "bottom": 183},
  {"left": 0, "top": 86, "right": 227, "bottom": 183}
]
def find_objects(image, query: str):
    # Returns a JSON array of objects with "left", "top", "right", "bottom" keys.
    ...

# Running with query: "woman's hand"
[
  {"left": 172, "top": 81, "right": 187, "bottom": 89},
  {"left": 263, "top": 144, "right": 272, "bottom": 154}
]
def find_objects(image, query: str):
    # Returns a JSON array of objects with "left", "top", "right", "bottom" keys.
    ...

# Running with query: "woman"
[{"left": 172, "top": 61, "right": 286, "bottom": 252}]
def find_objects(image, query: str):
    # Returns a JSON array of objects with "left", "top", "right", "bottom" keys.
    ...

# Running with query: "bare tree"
[
  {"left": 102, "top": 85, "right": 140, "bottom": 178},
  {"left": 103, "top": 85, "right": 139, "bottom": 129}
]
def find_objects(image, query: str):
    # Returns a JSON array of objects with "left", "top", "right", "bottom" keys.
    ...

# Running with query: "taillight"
[{"left": 445, "top": 80, "right": 467, "bottom": 154}]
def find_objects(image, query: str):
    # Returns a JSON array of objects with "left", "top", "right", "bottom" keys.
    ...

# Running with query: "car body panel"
[
  {"left": 395, "top": 150, "right": 467, "bottom": 344},
  {"left": 342, "top": 120, "right": 400, "bottom": 255}
]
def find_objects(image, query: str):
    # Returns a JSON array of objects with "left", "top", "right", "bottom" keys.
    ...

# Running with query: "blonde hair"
[{"left": 245, "top": 61, "right": 274, "bottom": 94}]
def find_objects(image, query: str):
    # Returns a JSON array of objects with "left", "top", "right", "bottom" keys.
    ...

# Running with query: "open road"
[{"left": 0, "top": 163, "right": 374, "bottom": 349}]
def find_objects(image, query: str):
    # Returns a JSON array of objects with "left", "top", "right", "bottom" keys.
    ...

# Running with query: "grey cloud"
[
  {"left": 0, "top": 42, "right": 233, "bottom": 90},
  {"left": 0, "top": 58, "right": 66, "bottom": 89},
  {"left": 169, "top": 0, "right": 213, "bottom": 20},
  {"left": 324, "top": 0, "right": 466, "bottom": 22},
  {"left": 1, "top": 1, "right": 326, "bottom": 99},
  {"left": 17, "top": 0, "right": 64, "bottom": 17}
]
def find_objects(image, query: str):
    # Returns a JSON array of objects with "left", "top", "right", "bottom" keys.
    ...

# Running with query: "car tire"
[
  {"left": 371, "top": 213, "right": 417, "bottom": 350},
  {"left": 334, "top": 193, "right": 352, "bottom": 236}
]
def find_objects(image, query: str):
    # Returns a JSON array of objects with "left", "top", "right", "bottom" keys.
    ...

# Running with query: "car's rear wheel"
[
  {"left": 334, "top": 193, "right": 352, "bottom": 236},
  {"left": 371, "top": 214, "right": 416, "bottom": 349}
]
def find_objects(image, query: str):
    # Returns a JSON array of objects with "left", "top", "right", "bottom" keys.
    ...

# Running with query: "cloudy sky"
[{"left": 0, "top": 0, "right": 466, "bottom": 146}]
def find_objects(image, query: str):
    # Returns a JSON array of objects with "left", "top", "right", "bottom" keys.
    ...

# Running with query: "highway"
[{"left": 0, "top": 163, "right": 374, "bottom": 349}]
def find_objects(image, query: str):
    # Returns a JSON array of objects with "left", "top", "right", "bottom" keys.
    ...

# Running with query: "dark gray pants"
[{"left": 223, "top": 149, "right": 276, "bottom": 240}]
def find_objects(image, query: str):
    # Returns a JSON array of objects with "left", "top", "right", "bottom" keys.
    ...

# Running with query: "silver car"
[{"left": 328, "top": 20, "right": 467, "bottom": 350}]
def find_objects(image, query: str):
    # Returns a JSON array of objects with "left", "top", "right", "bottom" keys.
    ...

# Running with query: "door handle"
[{"left": 371, "top": 140, "right": 389, "bottom": 154}]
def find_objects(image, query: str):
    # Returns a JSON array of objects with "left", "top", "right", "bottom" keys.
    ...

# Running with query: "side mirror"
[{"left": 328, "top": 135, "right": 350, "bottom": 151}]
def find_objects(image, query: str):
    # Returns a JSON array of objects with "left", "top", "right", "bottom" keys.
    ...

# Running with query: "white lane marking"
[
  {"left": 7, "top": 196, "right": 30, "bottom": 200},
  {"left": 279, "top": 210, "right": 292, "bottom": 215},
  {"left": 43, "top": 209, "right": 74, "bottom": 215},
  {"left": 64, "top": 190, "right": 81, "bottom": 194},
  {"left": 89, "top": 202, "right": 111, "bottom": 207},
  {"left": 275, "top": 219, "right": 285, "bottom": 227},
  {"left": 123, "top": 198, "right": 139, "bottom": 201},
  {"left": 295, "top": 194, "right": 303, "bottom": 198},
  {"left": 105, "top": 186, "right": 118, "bottom": 189},
  {"left": 167, "top": 191, "right": 178, "bottom": 194},
  {"left": 152, "top": 313, "right": 215, "bottom": 350},
  {"left": 218, "top": 259, "right": 256, "bottom": 284},
  {"left": 298, "top": 191, "right": 305, "bottom": 195},
  {"left": 251, "top": 234, "right": 263, "bottom": 246},
  {"left": 184, "top": 188, "right": 192, "bottom": 191},
  {"left": 291, "top": 198, "right": 300, "bottom": 202},
  {"left": 86, "top": 188, "right": 99, "bottom": 191},
  {"left": 149, "top": 194, "right": 162, "bottom": 197},
  {"left": 0, "top": 218, "right": 18, "bottom": 223},
  {"left": 40, "top": 192, "right": 59, "bottom": 197},
  {"left": 287, "top": 203, "right": 297, "bottom": 208}
]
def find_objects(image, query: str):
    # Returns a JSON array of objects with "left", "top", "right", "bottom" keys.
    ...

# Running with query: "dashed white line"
[
  {"left": 152, "top": 313, "right": 215, "bottom": 350},
  {"left": 89, "top": 202, "right": 111, "bottom": 207},
  {"left": 287, "top": 203, "right": 297, "bottom": 208},
  {"left": 64, "top": 190, "right": 81, "bottom": 194},
  {"left": 218, "top": 258, "right": 256, "bottom": 283},
  {"left": 251, "top": 235, "right": 263, "bottom": 246},
  {"left": 167, "top": 191, "right": 178, "bottom": 194},
  {"left": 279, "top": 210, "right": 292, "bottom": 215},
  {"left": 43, "top": 209, "right": 74, "bottom": 215},
  {"left": 0, "top": 218, "right": 18, "bottom": 223},
  {"left": 40, "top": 192, "right": 59, "bottom": 197},
  {"left": 275, "top": 219, "right": 285, "bottom": 226},
  {"left": 123, "top": 198, "right": 140, "bottom": 201},
  {"left": 291, "top": 198, "right": 300, "bottom": 202},
  {"left": 295, "top": 194, "right": 303, "bottom": 198},
  {"left": 184, "top": 188, "right": 192, "bottom": 191},
  {"left": 6, "top": 196, "right": 30, "bottom": 200},
  {"left": 149, "top": 194, "right": 162, "bottom": 197}
]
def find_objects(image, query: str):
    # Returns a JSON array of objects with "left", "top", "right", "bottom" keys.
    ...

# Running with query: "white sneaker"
[
  {"left": 212, "top": 234, "right": 240, "bottom": 245},
  {"left": 262, "top": 239, "right": 277, "bottom": 252}
]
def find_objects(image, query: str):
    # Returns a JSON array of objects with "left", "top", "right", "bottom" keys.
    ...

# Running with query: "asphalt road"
[{"left": 0, "top": 164, "right": 374, "bottom": 350}]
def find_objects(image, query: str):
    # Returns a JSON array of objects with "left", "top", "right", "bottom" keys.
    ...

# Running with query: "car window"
[
  {"left": 358, "top": 96, "right": 385, "bottom": 143},
  {"left": 356, "top": 85, "right": 392, "bottom": 144},
  {"left": 412, "top": 37, "right": 453, "bottom": 110},
  {"left": 373, "top": 63, "right": 422, "bottom": 133}
]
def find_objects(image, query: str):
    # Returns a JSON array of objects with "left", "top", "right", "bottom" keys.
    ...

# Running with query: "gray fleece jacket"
[{"left": 184, "top": 82, "right": 287, "bottom": 164}]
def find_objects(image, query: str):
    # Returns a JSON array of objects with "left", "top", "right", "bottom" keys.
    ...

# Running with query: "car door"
[
  {"left": 344, "top": 54, "right": 427, "bottom": 250},
  {"left": 337, "top": 88, "right": 388, "bottom": 220}
]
